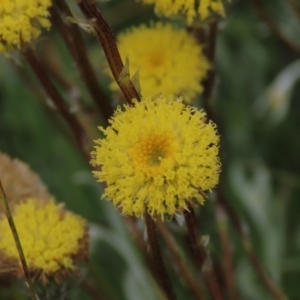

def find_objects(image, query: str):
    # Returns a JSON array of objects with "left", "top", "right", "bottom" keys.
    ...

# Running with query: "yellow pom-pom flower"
[
  {"left": 0, "top": 0, "right": 52, "bottom": 54},
  {"left": 0, "top": 199, "right": 88, "bottom": 282},
  {"left": 109, "top": 23, "right": 210, "bottom": 103},
  {"left": 138, "top": 0, "right": 226, "bottom": 24},
  {"left": 91, "top": 95, "right": 221, "bottom": 219}
]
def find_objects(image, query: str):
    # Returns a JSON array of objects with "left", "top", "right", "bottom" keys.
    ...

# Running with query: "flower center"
[
  {"left": 147, "top": 52, "right": 165, "bottom": 68},
  {"left": 131, "top": 134, "right": 175, "bottom": 175}
]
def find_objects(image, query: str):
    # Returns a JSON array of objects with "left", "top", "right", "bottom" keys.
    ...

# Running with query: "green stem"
[{"left": 0, "top": 182, "right": 37, "bottom": 300}]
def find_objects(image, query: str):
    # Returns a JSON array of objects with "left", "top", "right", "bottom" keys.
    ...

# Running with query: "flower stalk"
[
  {"left": 202, "top": 21, "right": 218, "bottom": 121},
  {"left": 77, "top": 0, "right": 140, "bottom": 104},
  {"left": 126, "top": 217, "right": 158, "bottom": 280},
  {"left": 285, "top": 0, "right": 300, "bottom": 22},
  {"left": 249, "top": 0, "right": 300, "bottom": 56},
  {"left": 24, "top": 46, "right": 90, "bottom": 160},
  {"left": 217, "top": 187, "right": 288, "bottom": 300},
  {"left": 216, "top": 203, "right": 238, "bottom": 300},
  {"left": 81, "top": 279, "right": 107, "bottom": 300},
  {"left": 52, "top": 1, "right": 114, "bottom": 122},
  {"left": 184, "top": 206, "right": 223, "bottom": 300},
  {"left": 0, "top": 181, "right": 37, "bottom": 300},
  {"left": 144, "top": 213, "right": 177, "bottom": 300},
  {"left": 156, "top": 220, "right": 206, "bottom": 300}
]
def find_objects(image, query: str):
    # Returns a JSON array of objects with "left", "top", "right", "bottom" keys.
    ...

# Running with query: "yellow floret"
[
  {"left": 138, "top": 0, "right": 227, "bottom": 24},
  {"left": 109, "top": 22, "right": 210, "bottom": 103},
  {"left": 0, "top": 199, "right": 86, "bottom": 273},
  {"left": 91, "top": 95, "right": 221, "bottom": 219},
  {"left": 0, "top": 0, "right": 52, "bottom": 54}
]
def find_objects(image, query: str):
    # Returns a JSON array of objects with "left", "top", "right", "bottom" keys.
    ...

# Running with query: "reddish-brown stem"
[
  {"left": 194, "top": 5, "right": 288, "bottom": 300},
  {"left": 217, "top": 187, "right": 288, "bottom": 300},
  {"left": 188, "top": 26, "right": 206, "bottom": 44},
  {"left": 216, "top": 204, "right": 238, "bottom": 300},
  {"left": 125, "top": 217, "right": 159, "bottom": 282},
  {"left": 202, "top": 21, "right": 218, "bottom": 121},
  {"left": 12, "top": 62, "right": 77, "bottom": 146},
  {"left": 51, "top": 3, "right": 114, "bottom": 123},
  {"left": 156, "top": 220, "right": 206, "bottom": 300},
  {"left": 81, "top": 280, "right": 107, "bottom": 300},
  {"left": 24, "top": 47, "right": 89, "bottom": 160},
  {"left": 184, "top": 206, "right": 223, "bottom": 300},
  {"left": 184, "top": 207, "right": 206, "bottom": 268},
  {"left": 144, "top": 213, "right": 178, "bottom": 300},
  {"left": 77, "top": 0, "right": 140, "bottom": 105},
  {"left": 285, "top": 0, "right": 300, "bottom": 22},
  {"left": 41, "top": 52, "right": 74, "bottom": 91},
  {"left": 249, "top": 0, "right": 300, "bottom": 56}
]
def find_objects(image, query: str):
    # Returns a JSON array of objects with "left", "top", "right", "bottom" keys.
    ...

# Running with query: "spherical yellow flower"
[
  {"left": 91, "top": 95, "right": 221, "bottom": 219},
  {"left": 0, "top": 0, "right": 52, "bottom": 54},
  {"left": 0, "top": 199, "right": 88, "bottom": 282},
  {"left": 109, "top": 23, "right": 210, "bottom": 103},
  {"left": 138, "top": 0, "right": 226, "bottom": 24}
]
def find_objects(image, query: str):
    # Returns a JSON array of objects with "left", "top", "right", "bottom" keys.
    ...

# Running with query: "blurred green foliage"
[{"left": 1, "top": 0, "right": 300, "bottom": 299}]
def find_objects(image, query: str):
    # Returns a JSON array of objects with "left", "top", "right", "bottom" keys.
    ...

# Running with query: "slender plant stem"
[
  {"left": 216, "top": 204, "right": 238, "bottom": 300},
  {"left": 0, "top": 182, "right": 37, "bottom": 300},
  {"left": 195, "top": 4, "right": 288, "bottom": 300},
  {"left": 285, "top": 0, "right": 300, "bottom": 22},
  {"left": 192, "top": 21, "right": 223, "bottom": 300},
  {"left": 77, "top": 0, "right": 140, "bottom": 105},
  {"left": 125, "top": 219, "right": 169, "bottom": 299},
  {"left": 216, "top": 187, "right": 288, "bottom": 300},
  {"left": 202, "top": 21, "right": 218, "bottom": 121},
  {"left": 198, "top": 15, "right": 287, "bottom": 300},
  {"left": 184, "top": 206, "right": 223, "bottom": 300},
  {"left": 24, "top": 46, "right": 90, "bottom": 160},
  {"left": 188, "top": 26, "right": 206, "bottom": 44},
  {"left": 21, "top": 44, "right": 163, "bottom": 298},
  {"left": 248, "top": 0, "right": 300, "bottom": 56},
  {"left": 156, "top": 220, "right": 206, "bottom": 300},
  {"left": 81, "top": 279, "right": 107, "bottom": 300},
  {"left": 41, "top": 51, "right": 74, "bottom": 91},
  {"left": 12, "top": 62, "right": 76, "bottom": 144},
  {"left": 52, "top": 2, "right": 114, "bottom": 122},
  {"left": 125, "top": 217, "right": 159, "bottom": 281},
  {"left": 144, "top": 213, "right": 178, "bottom": 300}
]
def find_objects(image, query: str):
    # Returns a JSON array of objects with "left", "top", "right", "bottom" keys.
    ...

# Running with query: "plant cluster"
[{"left": 0, "top": 0, "right": 298, "bottom": 299}]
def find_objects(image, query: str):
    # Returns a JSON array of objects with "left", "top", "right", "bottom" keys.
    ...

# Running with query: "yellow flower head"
[
  {"left": 0, "top": 199, "right": 88, "bottom": 282},
  {"left": 109, "top": 23, "right": 210, "bottom": 103},
  {"left": 138, "top": 0, "right": 227, "bottom": 24},
  {"left": 91, "top": 95, "right": 221, "bottom": 219},
  {"left": 0, "top": 0, "right": 52, "bottom": 54}
]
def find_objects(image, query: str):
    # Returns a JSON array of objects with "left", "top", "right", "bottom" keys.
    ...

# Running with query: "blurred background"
[{"left": 0, "top": 0, "right": 300, "bottom": 299}]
